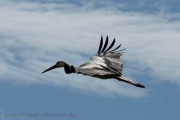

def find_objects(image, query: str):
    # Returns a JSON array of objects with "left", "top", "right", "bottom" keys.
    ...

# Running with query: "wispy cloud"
[{"left": 0, "top": 1, "right": 179, "bottom": 97}]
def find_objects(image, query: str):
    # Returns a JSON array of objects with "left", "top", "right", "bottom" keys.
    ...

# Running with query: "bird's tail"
[{"left": 115, "top": 76, "right": 145, "bottom": 88}]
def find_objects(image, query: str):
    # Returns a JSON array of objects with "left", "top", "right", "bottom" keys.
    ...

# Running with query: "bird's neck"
[{"left": 58, "top": 61, "right": 70, "bottom": 68}]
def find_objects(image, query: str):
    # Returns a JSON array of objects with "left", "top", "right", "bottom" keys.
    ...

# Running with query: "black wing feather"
[
  {"left": 104, "top": 38, "right": 115, "bottom": 52},
  {"left": 109, "top": 44, "right": 121, "bottom": 52},
  {"left": 113, "top": 48, "right": 126, "bottom": 52},
  {"left": 97, "top": 36, "right": 103, "bottom": 54},
  {"left": 101, "top": 36, "right": 109, "bottom": 52},
  {"left": 95, "top": 36, "right": 126, "bottom": 58}
]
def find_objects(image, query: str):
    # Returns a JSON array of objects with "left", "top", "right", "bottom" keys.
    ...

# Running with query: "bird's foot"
[{"left": 135, "top": 83, "right": 145, "bottom": 88}]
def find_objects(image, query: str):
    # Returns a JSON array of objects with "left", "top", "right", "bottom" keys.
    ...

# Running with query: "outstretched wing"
[
  {"left": 96, "top": 36, "right": 126, "bottom": 58},
  {"left": 94, "top": 36, "right": 125, "bottom": 73},
  {"left": 75, "top": 62, "right": 118, "bottom": 77}
]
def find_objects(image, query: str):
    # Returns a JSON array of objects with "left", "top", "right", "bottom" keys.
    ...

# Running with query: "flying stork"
[{"left": 42, "top": 36, "right": 145, "bottom": 88}]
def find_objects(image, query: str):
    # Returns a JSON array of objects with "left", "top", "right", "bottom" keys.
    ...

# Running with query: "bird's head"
[{"left": 41, "top": 61, "right": 65, "bottom": 74}]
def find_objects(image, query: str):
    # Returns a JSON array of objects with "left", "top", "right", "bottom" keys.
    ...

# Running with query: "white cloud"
[{"left": 0, "top": 1, "right": 179, "bottom": 97}]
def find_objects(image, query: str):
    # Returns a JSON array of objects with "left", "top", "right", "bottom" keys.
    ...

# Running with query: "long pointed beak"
[{"left": 41, "top": 64, "right": 57, "bottom": 74}]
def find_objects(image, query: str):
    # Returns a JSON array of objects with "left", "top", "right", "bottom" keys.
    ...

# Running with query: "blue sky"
[{"left": 0, "top": 0, "right": 180, "bottom": 120}]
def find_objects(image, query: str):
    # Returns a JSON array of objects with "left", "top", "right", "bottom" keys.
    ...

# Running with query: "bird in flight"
[{"left": 42, "top": 36, "right": 145, "bottom": 88}]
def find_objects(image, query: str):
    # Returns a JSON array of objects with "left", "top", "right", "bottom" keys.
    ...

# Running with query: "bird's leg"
[
  {"left": 119, "top": 72, "right": 122, "bottom": 76},
  {"left": 113, "top": 76, "right": 145, "bottom": 88}
]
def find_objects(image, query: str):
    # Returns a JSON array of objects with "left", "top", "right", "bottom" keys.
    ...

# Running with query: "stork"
[{"left": 42, "top": 36, "right": 145, "bottom": 88}]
